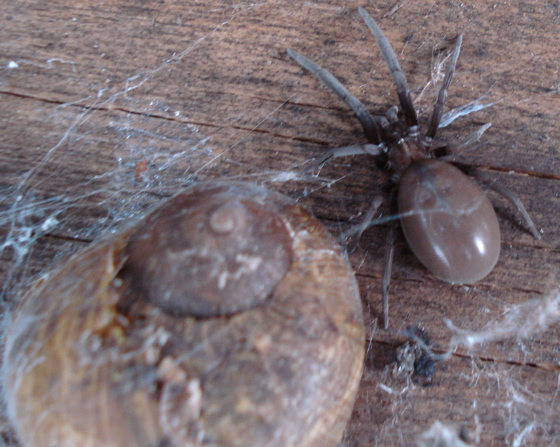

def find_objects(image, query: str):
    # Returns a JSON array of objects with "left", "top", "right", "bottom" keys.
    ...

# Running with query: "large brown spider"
[{"left": 288, "top": 7, "right": 540, "bottom": 328}]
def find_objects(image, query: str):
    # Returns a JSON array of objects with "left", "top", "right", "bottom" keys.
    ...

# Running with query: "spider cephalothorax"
[{"left": 289, "top": 7, "right": 540, "bottom": 327}]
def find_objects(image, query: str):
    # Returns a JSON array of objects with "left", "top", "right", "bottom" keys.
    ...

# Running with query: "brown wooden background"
[{"left": 1, "top": 0, "right": 559, "bottom": 445}]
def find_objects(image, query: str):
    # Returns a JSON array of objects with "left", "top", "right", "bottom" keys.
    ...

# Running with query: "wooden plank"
[{"left": 1, "top": 0, "right": 559, "bottom": 445}]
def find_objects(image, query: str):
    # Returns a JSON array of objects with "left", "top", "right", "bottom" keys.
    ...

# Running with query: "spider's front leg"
[
  {"left": 358, "top": 7, "right": 418, "bottom": 128},
  {"left": 287, "top": 48, "right": 384, "bottom": 145}
]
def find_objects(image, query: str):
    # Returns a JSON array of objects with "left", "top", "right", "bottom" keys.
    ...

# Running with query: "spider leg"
[
  {"left": 358, "top": 7, "right": 418, "bottom": 128},
  {"left": 307, "top": 143, "right": 383, "bottom": 171},
  {"left": 382, "top": 224, "right": 396, "bottom": 329},
  {"left": 470, "top": 168, "right": 542, "bottom": 239},
  {"left": 340, "top": 193, "right": 385, "bottom": 241},
  {"left": 288, "top": 48, "right": 383, "bottom": 144},
  {"left": 335, "top": 186, "right": 397, "bottom": 328},
  {"left": 425, "top": 35, "right": 463, "bottom": 140}
]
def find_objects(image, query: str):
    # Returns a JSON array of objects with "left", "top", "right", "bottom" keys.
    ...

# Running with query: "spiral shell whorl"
[
  {"left": 122, "top": 184, "right": 294, "bottom": 317},
  {"left": 3, "top": 181, "right": 365, "bottom": 447}
]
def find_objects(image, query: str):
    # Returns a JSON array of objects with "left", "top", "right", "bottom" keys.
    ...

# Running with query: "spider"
[{"left": 288, "top": 7, "right": 540, "bottom": 328}]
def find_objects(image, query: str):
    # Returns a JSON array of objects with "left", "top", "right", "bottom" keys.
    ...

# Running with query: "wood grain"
[{"left": 1, "top": 0, "right": 559, "bottom": 445}]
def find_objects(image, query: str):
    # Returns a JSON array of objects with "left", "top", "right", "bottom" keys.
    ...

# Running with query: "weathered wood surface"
[{"left": 1, "top": 1, "right": 559, "bottom": 445}]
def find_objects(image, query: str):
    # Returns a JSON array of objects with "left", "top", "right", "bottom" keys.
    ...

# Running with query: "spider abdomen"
[{"left": 397, "top": 159, "right": 501, "bottom": 284}]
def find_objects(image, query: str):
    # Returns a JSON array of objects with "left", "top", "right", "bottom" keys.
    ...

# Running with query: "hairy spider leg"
[
  {"left": 469, "top": 169, "right": 541, "bottom": 239},
  {"left": 426, "top": 35, "right": 463, "bottom": 140},
  {"left": 358, "top": 7, "right": 418, "bottom": 128},
  {"left": 337, "top": 188, "right": 397, "bottom": 329},
  {"left": 287, "top": 48, "right": 383, "bottom": 145}
]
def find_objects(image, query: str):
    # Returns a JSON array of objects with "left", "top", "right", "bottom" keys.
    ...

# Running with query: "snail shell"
[{"left": 3, "top": 181, "right": 365, "bottom": 447}]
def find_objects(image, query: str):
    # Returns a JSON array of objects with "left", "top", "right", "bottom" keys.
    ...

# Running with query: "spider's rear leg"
[
  {"left": 340, "top": 193, "right": 385, "bottom": 243},
  {"left": 469, "top": 168, "right": 541, "bottom": 240},
  {"left": 287, "top": 48, "right": 384, "bottom": 145},
  {"left": 358, "top": 7, "right": 418, "bottom": 128},
  {"left": 338, "top": 191, "right": 396, "bottom": 329}
]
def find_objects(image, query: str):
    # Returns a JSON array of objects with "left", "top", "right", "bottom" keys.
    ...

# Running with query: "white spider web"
[{"left": 1, "top": 2, "right": 559, "bottom": 446}]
